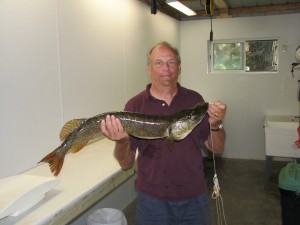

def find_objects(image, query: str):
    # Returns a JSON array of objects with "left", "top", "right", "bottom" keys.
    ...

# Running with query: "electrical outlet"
[{"left": 282, "top": 45, "right": 287, "bottom": 53}]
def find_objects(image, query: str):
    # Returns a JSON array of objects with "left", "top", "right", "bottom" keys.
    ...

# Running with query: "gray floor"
[{"left": 123, "top": 158, "right": 287, "bottom": 225}]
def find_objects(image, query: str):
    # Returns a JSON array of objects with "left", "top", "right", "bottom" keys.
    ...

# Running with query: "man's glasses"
[{"left": 153, "top": 59, "right": 178, "bottom": 68}]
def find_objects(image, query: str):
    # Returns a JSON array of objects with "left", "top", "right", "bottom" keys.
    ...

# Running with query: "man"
[{"left": 101, "top": 41, "right": 226, "bottom": 225}]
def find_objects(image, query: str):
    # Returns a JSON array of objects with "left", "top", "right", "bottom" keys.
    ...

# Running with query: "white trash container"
[{"left": 87, "top": 208, "right": 127, "bottom": 225}]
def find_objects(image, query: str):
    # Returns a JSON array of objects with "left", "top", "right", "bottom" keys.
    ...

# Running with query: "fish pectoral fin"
[
  {"left": 166, "top": 136, "right": 174, "bottom": 150},
  {"left": 67, "top": 140, "right": 88, "bottom": 154},
  {"left": 60, "top": 119, "right": 86, "bottom": 141},
  {"left": 165, "top": 126, "right": 175, "bottom": 151}
]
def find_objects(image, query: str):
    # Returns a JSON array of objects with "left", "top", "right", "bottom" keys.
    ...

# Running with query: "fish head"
[{"left": 170, "top": 102, "right": 208, "bottom": 141}]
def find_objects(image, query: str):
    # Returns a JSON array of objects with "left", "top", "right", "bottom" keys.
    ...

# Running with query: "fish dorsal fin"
[
  {"left": 67, "top": 140, "right": 89, "bottom": 154},
  {"left": 60, "top": 119, "right": 85, "bottom": 141}
]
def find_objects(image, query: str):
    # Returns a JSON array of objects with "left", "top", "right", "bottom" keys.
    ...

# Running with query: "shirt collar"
[{"left": 145, "top": 83, "right": 183, "bottom": 100}]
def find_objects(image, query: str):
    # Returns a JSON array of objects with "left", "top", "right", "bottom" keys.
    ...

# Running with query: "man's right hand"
[{"left": 100, "top": 115, "right": 129, "bottom": 143}]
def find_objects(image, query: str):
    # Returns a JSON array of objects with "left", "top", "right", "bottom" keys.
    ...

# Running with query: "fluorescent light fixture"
[{"left": 166, "top": 0, "right": 197, "bottom": 16}]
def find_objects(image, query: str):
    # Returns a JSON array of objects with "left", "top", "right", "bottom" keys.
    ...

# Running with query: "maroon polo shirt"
[{"left": 125, "top": 83, "right": 210, "bottom": 201}]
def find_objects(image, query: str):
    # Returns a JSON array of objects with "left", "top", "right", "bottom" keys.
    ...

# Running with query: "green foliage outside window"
[
  {"left": 209, "top": 39, "right": 278, "bottom": 73},
  {"left": 213, "top": 42, "right": 243, "bottom": 70}
]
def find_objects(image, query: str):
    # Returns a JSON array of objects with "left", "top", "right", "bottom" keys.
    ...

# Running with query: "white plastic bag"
[{"left": 87, "top": 208, "right": 127, "bottom": 225}]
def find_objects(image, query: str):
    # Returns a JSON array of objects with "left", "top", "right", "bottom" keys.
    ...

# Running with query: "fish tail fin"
[{"left": 39, "top": 146, "right": 64, "bottom": 176}]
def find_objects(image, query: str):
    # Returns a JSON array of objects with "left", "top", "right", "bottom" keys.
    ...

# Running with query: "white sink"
[
  {"left": 264, "top": 115, "right": 299, "bottom": 129},
  {"left": 264, "top": 115, "right": 299, "bottom": 157}
]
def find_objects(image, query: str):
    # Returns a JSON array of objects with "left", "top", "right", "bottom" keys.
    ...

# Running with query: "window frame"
[{"left": 207, "top": 38, "right": 279, "bottom": 74}]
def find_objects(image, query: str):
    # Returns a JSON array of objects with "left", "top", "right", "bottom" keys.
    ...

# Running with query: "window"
[{"left": 208, "top": 39, "right": 278, "bottom": 73}]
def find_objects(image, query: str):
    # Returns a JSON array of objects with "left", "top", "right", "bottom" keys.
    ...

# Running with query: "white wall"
[
  {"left": 0, "top": 0, "right": 179, "bottom": 179},
  {"left": 0, "top": 0, "right": 62, "bottom": 178},
  {"left": 180, "top": 13, "right": 300, "bottom": 159}
]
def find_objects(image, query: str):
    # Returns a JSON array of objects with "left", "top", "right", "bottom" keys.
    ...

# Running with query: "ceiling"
[{"left": 138, "top": 0, "right": 300, "bottom": 21}]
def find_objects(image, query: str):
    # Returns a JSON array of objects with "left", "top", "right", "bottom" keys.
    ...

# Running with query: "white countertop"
[{"left": 0, "top": 139, "right": 135, "bottom": 225}]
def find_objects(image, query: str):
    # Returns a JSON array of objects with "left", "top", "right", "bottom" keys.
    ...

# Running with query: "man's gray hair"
[{"left": 147, "top": 41, "right": 181, "bottom": 66}]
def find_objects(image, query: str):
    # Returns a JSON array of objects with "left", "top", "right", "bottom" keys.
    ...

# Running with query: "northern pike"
[{"left": 40, "top": 102, "right": 208, "bottom": 176}]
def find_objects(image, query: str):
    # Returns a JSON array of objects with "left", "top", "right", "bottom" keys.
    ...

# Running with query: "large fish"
[{"left": 40, "top": 102, "right": 208, "bottom": 176}]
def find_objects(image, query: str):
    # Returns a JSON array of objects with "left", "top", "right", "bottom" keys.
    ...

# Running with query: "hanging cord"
[
  {"left": 210, "top": 14, "right": 213, "bottom": 41},
  {"left": 205, "top": 0, "right": 214, "bottom": 41},
  {"left": 209, "top": 121, "right": 227, "bottom": 225}
]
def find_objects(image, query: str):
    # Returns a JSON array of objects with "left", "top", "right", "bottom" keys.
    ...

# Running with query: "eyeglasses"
[{"left": 153, "top": 59, "right": 178, "bottom": 68}]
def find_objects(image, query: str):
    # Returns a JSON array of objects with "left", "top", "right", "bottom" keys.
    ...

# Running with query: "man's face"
[{"left": 148, "top": 45, "right": 181, "bottom": 87}]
